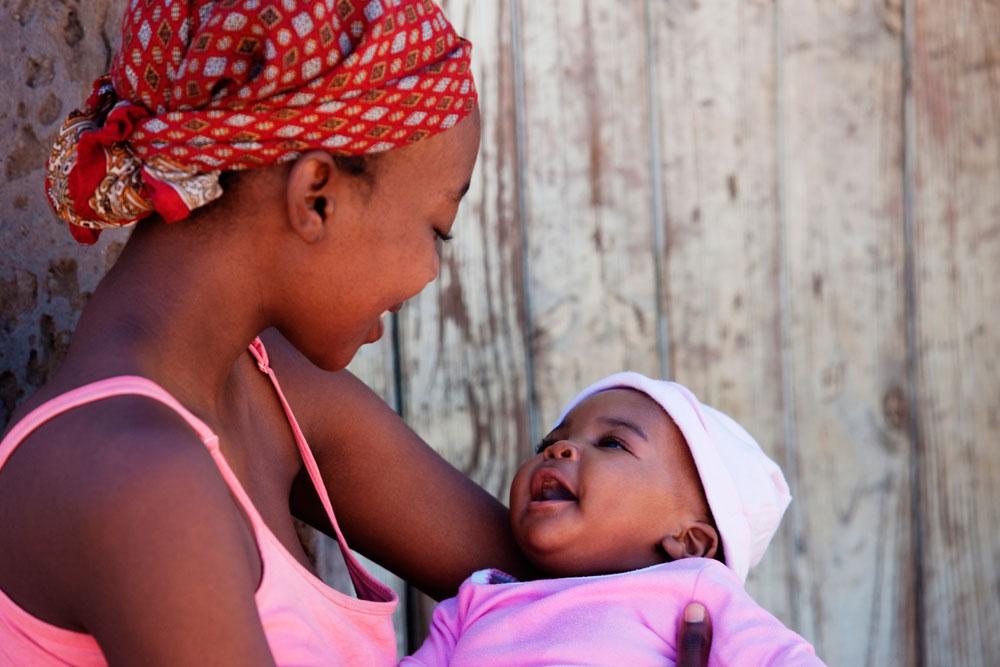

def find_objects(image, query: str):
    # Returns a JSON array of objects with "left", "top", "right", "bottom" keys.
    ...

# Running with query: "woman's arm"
[
  {"left": 0, "top": 398, "right": 275, "bottom": 665},
  {"left": 263, "top": 332, "right": 534, "bottom": 600}
]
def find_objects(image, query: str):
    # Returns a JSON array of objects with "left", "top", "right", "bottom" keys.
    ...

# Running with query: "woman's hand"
[{"left": 677, "top": 602, "right": 713, "bottom": 667}]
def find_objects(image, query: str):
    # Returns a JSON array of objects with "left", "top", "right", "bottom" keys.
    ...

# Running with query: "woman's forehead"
[{"left": 369, "top": 107, "right": 479, "bottom": 192}]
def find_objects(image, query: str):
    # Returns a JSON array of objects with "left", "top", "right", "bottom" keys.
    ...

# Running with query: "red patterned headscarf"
[{"left": 46, "top": 0, "right": 477, "bottom": 244}]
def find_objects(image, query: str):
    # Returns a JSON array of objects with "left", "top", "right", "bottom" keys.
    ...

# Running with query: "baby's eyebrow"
[{"left": 599, "top": 417, "right": 648, "bottom": 441}]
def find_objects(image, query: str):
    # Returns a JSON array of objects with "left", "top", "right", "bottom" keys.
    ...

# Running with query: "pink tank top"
[{"left": 0, "top": 338, "right": 398, "bottom": 665}]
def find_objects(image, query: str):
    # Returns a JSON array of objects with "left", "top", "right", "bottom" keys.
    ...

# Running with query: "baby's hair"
[
  {"left": 694, "top": 487, "right": 726, "bottom": 565},
  {"left": 717, "top": 541, "right": 726, "bottom": 564}
]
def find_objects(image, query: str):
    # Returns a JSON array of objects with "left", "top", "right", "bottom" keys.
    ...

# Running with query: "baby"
[{"left": 402, "top": 372, "right": 824, "bottom": 666}]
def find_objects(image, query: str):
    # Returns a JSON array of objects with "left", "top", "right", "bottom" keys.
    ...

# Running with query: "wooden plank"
[
  {"left": 518, "top": 0, "right": 661, "bottom": 430},
  {"left": 399, "top": 0, "right": 529, "bottom": 500},
  {"left": 397, "top": 0, "right": 530, "bottom": 648},
  {"left": 647, "top": 0, "right": 794, "bottom": 624},
  {"left": 780, "top": 2, "right": 916, "bottom": 664},
  {"left": 910, "top": 1, "right": 1000, "bottom": 664}
]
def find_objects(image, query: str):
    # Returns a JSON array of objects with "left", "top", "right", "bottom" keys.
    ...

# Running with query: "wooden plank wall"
[
  {"left": 648, "top": 0, "right": 794, "bottom": 627},
  {"left": 780, "top": 3, "right": 915, "bottom": 664},
  {"left": 1, "top": 0, "right": 998, "bottom": 664},
  {"left": 398, "top": 0, "right": 532, "bottom": 643},
  {"left": 912, "top": 1, "right": 1000, "bottom": 664},
  {"left": 344, "top": 0, "right": 999, "bottom": 663}
]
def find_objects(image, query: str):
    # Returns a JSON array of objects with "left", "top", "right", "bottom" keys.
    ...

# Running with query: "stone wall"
[{"left": 1, "top": 0, "right": 126, "bottom": 425}]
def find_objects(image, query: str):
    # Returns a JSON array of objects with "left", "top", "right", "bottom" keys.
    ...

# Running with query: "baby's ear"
[{"left": 661, "top": 521, "right": 719, "bottom": 561}]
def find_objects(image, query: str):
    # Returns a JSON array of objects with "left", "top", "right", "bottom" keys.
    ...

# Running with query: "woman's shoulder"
[
  {"left": 0, "top": 390, "right": 258, "bottom": 630},
  {"left": 0, "top": 387, "right": 239, "bottom": 543},
  {"left": 3, "top": 382, "right": 215, "bottom": 485}
]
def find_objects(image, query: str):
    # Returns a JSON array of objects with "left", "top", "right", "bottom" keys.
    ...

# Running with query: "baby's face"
[{"left": 509, "top": 388, "right": 705, "bottom": 577}]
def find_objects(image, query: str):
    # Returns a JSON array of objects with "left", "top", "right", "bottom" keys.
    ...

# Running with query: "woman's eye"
[{"left": 597, "top": 437, "right": 626, "bottom": 450}]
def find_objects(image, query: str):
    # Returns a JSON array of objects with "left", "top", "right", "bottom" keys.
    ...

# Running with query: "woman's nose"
[{"left": 543, "top": 441, "right": 578, "bottom": 460}]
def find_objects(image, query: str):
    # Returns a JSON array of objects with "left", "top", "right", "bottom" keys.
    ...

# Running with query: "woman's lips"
[{"left": 365, "top": 304, "right": 405, "bottom": 344}]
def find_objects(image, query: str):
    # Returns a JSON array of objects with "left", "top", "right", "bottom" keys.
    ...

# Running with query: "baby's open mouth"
[{"left": 530, "top": 469, "right": 577, "bottom": 502}]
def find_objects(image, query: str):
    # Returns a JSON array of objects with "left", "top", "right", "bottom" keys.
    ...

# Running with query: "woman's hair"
[
  {"left": 332, "top": 154, "right": 382, "bottom": 192},
  {"left": 332, "top": 155, "right": 372, "bottom": 178},
  {"left": 217, "top": 153, "right": 378, "bottom": 195}
]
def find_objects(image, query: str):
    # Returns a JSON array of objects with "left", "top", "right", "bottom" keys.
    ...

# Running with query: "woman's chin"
[
  {"left": 299, "top": 319, "right": 386, "bottom": 372},
  {"left": 316, "top": 353, "right": 354, "bottom": 373},
  {"left": 364, "top": 315, "right": 386, "bottom": 344},
  {"left": 301, "top": 338, "right": 361, "bottom": 373}
]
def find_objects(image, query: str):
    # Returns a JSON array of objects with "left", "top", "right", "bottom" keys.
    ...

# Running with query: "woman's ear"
[
  {"left": 287, "top": 151, "right": 337, "bottom": 243},
  {"left": 661, "top": 521, "right": 719, "bottom": 561}
]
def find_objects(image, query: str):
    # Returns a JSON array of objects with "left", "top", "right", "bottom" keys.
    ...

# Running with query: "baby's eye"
[
  {"left": 534, "top": 438, "right": 555, "bottom": 454},
  {"left": 597, "top": 437, "right": 626, "bottom": 450}
]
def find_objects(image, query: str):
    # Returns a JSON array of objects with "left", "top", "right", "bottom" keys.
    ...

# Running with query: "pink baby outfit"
[
  {"left": 402, "top": 558, "right": 822, "bottom": 667},
  {"left": 0, "top": 338, "right": 397, "bottom": 665}
]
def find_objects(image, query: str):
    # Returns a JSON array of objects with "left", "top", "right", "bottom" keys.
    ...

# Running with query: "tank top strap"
[
  {"left": 0, "top": 375, "right": 272, "bottom": 536},
  {"left": 0, "top": 375, "right": 220, "bottom": 469},
  {"left": 248, "top": 338, "right": 393, "bottom": 603}
]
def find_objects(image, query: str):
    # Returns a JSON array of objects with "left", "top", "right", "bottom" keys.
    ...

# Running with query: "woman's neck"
[{"left": 64, "top": 217, "right": 273, "bottom": 420}]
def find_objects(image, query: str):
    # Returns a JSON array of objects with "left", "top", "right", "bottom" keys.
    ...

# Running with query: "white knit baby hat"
[{"left": 554, "top": 372, "right": 792, "bottom": 583}]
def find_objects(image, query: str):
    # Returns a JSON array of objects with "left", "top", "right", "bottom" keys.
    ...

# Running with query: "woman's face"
[{"left": 285, "top": 107, "right": 481, "bottom": 370}]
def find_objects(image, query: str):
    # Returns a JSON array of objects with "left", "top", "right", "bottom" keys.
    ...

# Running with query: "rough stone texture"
[{"left": 0, "top": 0, "right": 126, "bottom": 427}]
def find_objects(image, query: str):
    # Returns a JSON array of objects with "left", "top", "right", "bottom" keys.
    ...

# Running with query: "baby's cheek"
[{"left": 508, "top": 465, "right": 530, "bottom": 508}]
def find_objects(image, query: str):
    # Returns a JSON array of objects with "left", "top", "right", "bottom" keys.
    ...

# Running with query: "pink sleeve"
[
  {"left": 399, "top": 594, "right": 463, "bottom": 666},
  {"left": 693, "top": 563, "right": 825, "bottom": 666}
]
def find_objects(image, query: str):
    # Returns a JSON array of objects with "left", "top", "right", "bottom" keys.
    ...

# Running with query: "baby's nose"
[{"left": 544, "top": 441, "right": 578, "bottom": 460}]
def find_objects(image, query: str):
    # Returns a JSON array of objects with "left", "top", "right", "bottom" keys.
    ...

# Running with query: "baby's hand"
[{"left": 677, "top": 602, "right": 712, "bottom": 667}]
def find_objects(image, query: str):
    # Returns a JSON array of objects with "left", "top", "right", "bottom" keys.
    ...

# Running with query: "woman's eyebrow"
[{"left": 599, "top": 417, "right": 648, "bottom": 441}]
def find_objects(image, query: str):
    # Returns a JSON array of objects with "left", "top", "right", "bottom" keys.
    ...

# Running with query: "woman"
[{"left": 0, "top": 1, "right": 712, "bottom": 664}]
